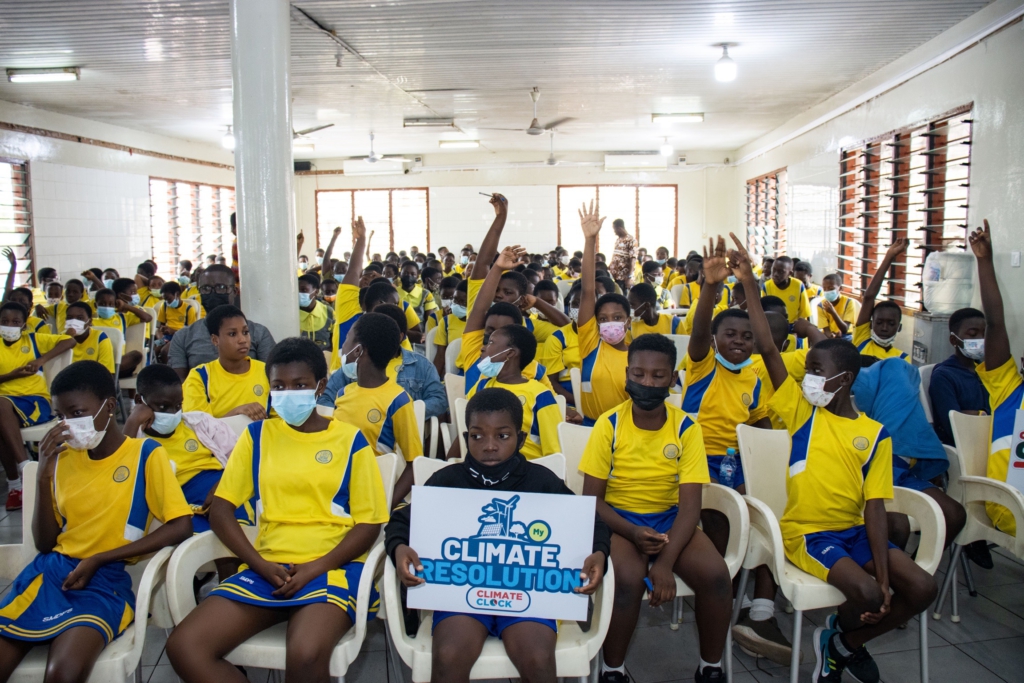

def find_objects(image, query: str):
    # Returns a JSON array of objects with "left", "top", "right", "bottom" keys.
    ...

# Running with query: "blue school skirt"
[
  {"left": 0, "top": 395, "right": 52, "bottom": 428},
  {"left": 0, "top": 552, "right": 134, "bottom": 644},
  {"left": 209, "top": 561, "right": 377, "bottom": 623},
  {"left": 180, "top": 469, "right": 255, "bottom": 533}
]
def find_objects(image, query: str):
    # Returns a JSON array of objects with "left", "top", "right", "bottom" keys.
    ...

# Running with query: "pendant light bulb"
[
  {"left": 222, "top": 125, "right": 236, "bottom": 150},
  {"left": 715, "top": 45, "right": 737, "bottom": 82}
]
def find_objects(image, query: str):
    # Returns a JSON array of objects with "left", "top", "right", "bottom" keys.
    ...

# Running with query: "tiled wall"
[
  {"left": 428, "top": 186, "right": 557, "bottom": 254},
  {"left": 30, "top": 162, "right": 152, "bottom": 279}
]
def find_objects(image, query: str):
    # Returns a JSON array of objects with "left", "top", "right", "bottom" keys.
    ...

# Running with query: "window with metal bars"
[
  {"left": 0, "top": 160, "right": 34, "bottom": 288},
  {"left": 150, "top": 178, "right": 235, "bottom": 273},
  {"left": 556, "top": 185, "right": 678, "bottom": 256},
  {"left": 837, "top": 106, "right": 972, "bottom": 310},
  {"left": 745, "top": 169, "right": 787, "bottom": 263},
  {"left": 315, "top": 189, "right": 429, "bottom": 257}
]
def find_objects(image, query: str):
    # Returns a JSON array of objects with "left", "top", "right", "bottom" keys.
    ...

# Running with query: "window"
[
  {"left": 745, "top": 169, "right": 787, "bottom": 263},
  {"left": 149, "top": 179, "right": 235, "bottom": 272},
  {"left": 315, "top": 189, "right": 429, "bottom": 257},
  {"left": 556, "top": 185, "right": 678, "bottom": 255},
  {"left": 837, "top": 107, "right": 972, "bottom": 309},
  {"left": 0, "top": 160, "right": 33, "bottom": 287}
]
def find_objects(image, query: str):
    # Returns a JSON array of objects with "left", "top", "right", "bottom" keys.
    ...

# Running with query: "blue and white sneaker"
[
  {"left": 812, "top": 627, "right": 848, "bottom": 682},
  {"left": 824, "top": 614, "right": 879, "bottom": 683}
]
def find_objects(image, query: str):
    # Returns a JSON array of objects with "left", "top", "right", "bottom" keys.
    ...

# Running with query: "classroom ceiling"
[{"left": 0, "top": 0, "right": 994, "bottom": 160}]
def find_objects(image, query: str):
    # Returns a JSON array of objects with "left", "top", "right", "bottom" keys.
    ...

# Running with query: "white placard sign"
[
  {"left": 406, "top": 485, "right": 596, "bottom": 621},
  {"left": 1003, "top": 410, "right": 1024, "bottom": 494}
]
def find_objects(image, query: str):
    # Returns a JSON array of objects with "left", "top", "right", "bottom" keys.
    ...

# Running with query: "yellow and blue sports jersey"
[
  {"left": 183, "top": 359, "right": 270, "bottom": 418},
  {"left": 0, "top": 332, "right": 69, "bottom": 399},
  {"left": 677, "top": 281, "right": 701, "bottom": 308},
  {"left": 578, "top": 318, "right": 628, "bottom": 423},
  {"left": 71, "top": 328, "right": 114, "bottom": 373},
  {"left": 157, "top": 300, "right": 198, "bottom": 332},
  {"left": 433, "top": 313, "right": 466, "bottom": 347},
  {"left": 456, "top": 328, "right": 552, "bottom": 392},
  {"left": 551, "top": 266, "right": 569, "bottom": 280},
  {"left": 466, "top": 277, "right": 485, "bottom": 315},
  {"left": 749, "top": 350, "right": 810, "bottom": 429},
  {"left": 136, "top": 287, "right": 158, "bottom": 309},
  {"left": 26, "top": 316, "right": 47, "bottom": 334},
  {"left": 330, "top": 283, "right": 363, "bottom": 373},
  {"left": 818, "top": 295, "right": 857, "bottom": 335},
  {"left": 399, "top": 301, "right": 419, "bottom": 352},
  {"left": 333, "top": 379, "right": 423, "bottom": 462},
  {"left": 216, "top": 419, "right": 389, "bottom": 564},
  {"left": 580, "top": 400, "right": 709, "bottom": 514},
  {"left": 852, "top": 323, "right": 910, "bottom": 362},
  {"left": 398, "top": 284, "right": 437, "bottom": 314},
  {"left": 41, "top": 302, "right": 70, "bottom": 332},
  {"left": 769, "top": 377, "right": 893, "bottom": 540},
  {"left": 524, "top": 313, "right": 559, "bottom": 344},
  {"left": 682, "top": 349, "right": 769, "bottom": 455},
  {"left": 93, "top": 312, "right": 132, "bottom": 337},
  {"left": 653, "top": 285, "right": 671, "bottom": 309},
  {"left": 299, "top": 300, "right": 335, "bottom": 351},
  {"left": 467, "top": 377, "right": 562, "bottom": 460},
  {"left": 804, "top": 283, "right": 823, "bottom": 300},
  {"left": 52, "top": 437, "right": 192, "bottom": 559},
  {"left": 538, "top": 324, "right": 579, "bottom": 384},
  {"left": 761, "top": 278, "right": 811, "bottom": 323},
  {"left": 978, "top": 358, "right": 1024, "bottom": 535},
  {"left": 628, "top": 313, "right": 683, "bottom": 344},
  {"left": 425, "top": 309, "right": 441, "bottom": 333},
  {"left": 681, "top": 297, "right": 729, "bottom": 336},
  {"left": 148, "top": 421, "right": 223, "bottom": 486}
]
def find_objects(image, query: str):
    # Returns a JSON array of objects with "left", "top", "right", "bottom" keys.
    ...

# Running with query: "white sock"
[
  {"left": 16, "top": 460, "right": 26, "bottom": 475},
  {"left": 7, "top": 476, "right": 21, "bottom": 492},
  {"left": 740, "top": 594, "right": 753, "bottom": 610},
  {"left": 749, "top": 597, "right": 775, "bottom": 622},
  {"left": 699, "top": 657, "right": 723, "bottom": 671},
  {"left": 601, "top": 660, "right": 625, "bottom": 674}
]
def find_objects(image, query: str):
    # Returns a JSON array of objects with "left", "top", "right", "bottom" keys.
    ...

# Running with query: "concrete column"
[{"left": 230, "top": 0, "right": 298, "bottom": 341}]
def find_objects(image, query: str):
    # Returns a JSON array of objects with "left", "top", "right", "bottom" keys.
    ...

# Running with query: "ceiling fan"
[
  {"left": 479, "top": 87, "right": 575, "bottom": 135},
  {"left": 545, "top": 131, "right": 559, "bottom": 166},
  {"left": 292, "top": 123, "right": 334, "bottom": 139},
  {"left": 361, "top": 132, "right": 411, "bottom": 164}
]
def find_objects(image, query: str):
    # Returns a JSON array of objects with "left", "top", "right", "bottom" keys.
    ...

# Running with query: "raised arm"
[
  {"left": 470, "top": 194, "right": 509, "bottom": 280},
  {"left": 465, "top": 246, "right": 523, "bottom": 334},
  {"left": 342, "top": 217, "right": 367, "bottom": 288},
  {"left": 793, "top": 318, "right": 827, "bottom": 346},
  {"left": 322, "top": 226, "right": 342, "bottom": 265},
  {"left": 730, "top": 233, "right": 788, "bottom": 390},
  {"left": 296, "top": 230, "right": 305, "bottom": 258},
  {"left": 687, "top": 237, "right": 730, "bottom": 362},
  {"left": 2, "top": 248, "right": 16, "bottom": 301},
  {"left": 855, "top": 238, "right": 908, "bottom": 326},
  {"left": 970, "top": 220, "right": 1011, "bottom": 369},
  {"left": 578, "top": 201, "right": 605, "bottom": 328}
]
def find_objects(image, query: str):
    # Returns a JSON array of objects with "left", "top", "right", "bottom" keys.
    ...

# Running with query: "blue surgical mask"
[
  {"left": 103, "top": 279, "right": 114, "bottom": 289},
  {"left": 823, "top": 288, "right": 840, "bottom": 302},
  {"left": 341, "top": 344, "right": 362, "bottom": 380},
  {"left": 177, "top": 275, "right": 190, "bottom": 286},
  {"left": 299, "top": 292, "right": 315, "bottom": 307},
  {"left": 97, "top": 306, "right": 116, "bottom": 319},
  {"left": 131, "top": 294, "right": 141, "bottom": 306},
  {"left": 451, "top": 303, "right": 467, "bottom": 319},
  {"left": 656, "top": 259, "right": 666, "bottom": 266},
  {"left": 476, "top": 348, "right": 511, "bottom": 378},
  {"left": 727, "top": 275, "right": 737, "bottom": 284},
  {"left": 715, "top": 352, "right": 753, "bottom": 371},
  {"left": 168, "top": 298, "right": 181, "bottom": 309},
  {"left": 150, "top": 409, "right": 182, "bottom": 436},
  {"left": 270, "top": 389, "right": 318, "bottom": 426},
  {"left": 460, "top": 255, "right": 469, "bottom": 265}
]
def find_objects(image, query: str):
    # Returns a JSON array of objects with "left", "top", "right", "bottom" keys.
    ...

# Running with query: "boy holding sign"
[{"left": 386, "top": 388, "right": 609, "bottom": 683}]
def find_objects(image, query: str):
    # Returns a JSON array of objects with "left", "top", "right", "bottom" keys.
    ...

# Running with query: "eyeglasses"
[{"left": 198, "top": 284, "right": 233, "bottom": 295}]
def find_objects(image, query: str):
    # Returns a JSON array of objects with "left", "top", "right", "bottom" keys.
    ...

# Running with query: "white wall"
[{"left": 429, "top": 185, "right": 556, "bottom": 255}]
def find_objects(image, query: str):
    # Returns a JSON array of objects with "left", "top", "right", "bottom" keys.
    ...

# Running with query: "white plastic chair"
[
  {"left": 735, "top": 425, "right": 946, "bottom": 683},
  {"left": 918, "top": 364, "right": 935, "bottom": 424},
  {"left": 441, "top": 372, "right": 468, "bottom": 455},
  {"left": 116, "top": 320, "right": 150, "bottom": 393},
  {"left": 569, "top": 367, "right": 583, "bottom": 416},
  {"left": 412, "top": 399, "right": 439, "bottom": 462},
  {"left": 424, "top": 326, "right": 438, "bottom": 365},
  {"left": 557, "top": 422, "right": 591, "bottom": 495},
  {"left": 665, "top": 334, "right": 691, "bottom": 368},
  {"left": 19, "top": 349, "right": 74, "bottom": 444},
  {"left": 444, "top": 338, "right": 462, "bottom": 377},
  {"left": 670, "top": 284, "right": 685, "bottom": 308},
  {"left": 556, "top": 279, "right": 574, "bottom": 300},
  {"left": 808, "top": 296, "right": 823, "bottom": 326},
  {"left": 933, "top": 412, "right": 1024, "bottom": 622},
  {"left": 2, "top": 462, "right": 172, "bottom": 683},
  {"left": 220, "top": 414, "right": 252, "bottom": 438}
]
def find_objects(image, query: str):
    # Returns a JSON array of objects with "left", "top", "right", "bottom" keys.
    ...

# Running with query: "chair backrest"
[
  {"left": 0, "top": 461, "right": 39, "bottom": 578},
  {"left": 556, "top": 279, "right": 574, "bottom": 299},
  {"left": 445, "top": 338, "right": 462, "bottom": 376},
  {"left": 316, "top": 404, "right": 334, "bottom": 417},
  {"left": 103, "top": 325, "right": 125, "bottom": 370},
  {"left": 377, "top": 451, "right": 401, "bottom": 510},
  {"left": 736, "top": 424, "right": 791, "bottom": 519},
  {"left": 424, "top": 326, "right": 438, "bottom": 364},
  {"left": 413, "top": 399, "right": 426, "bottom": 443},
  {"left": 670, "top": 284, "right": 684, "bottom": 308},
  {"left": 454, "top": 397, "right": 470, "bottom": 458},
  {"left": 414, "top": 455, "right": 451, "bottom": 485},
  {"left": 667, "top": 393, "right": 682, "bottom": 408},
  {"left": 557, "top": 422, "right": 591, "bottom": 495},
  {"left": 949, "top": 411, "right": 992, "bottom": 479},
  {"left": 445, "top": 372, "right": 466, "bottom": 419},
  {"left": 533, "top": 452, "right": 566, "bottom": 480},
  {"left": 943, "top": 444, "right": 964, "bottom": 504},
  {"left": 42, "top": 348, "right": 74, "bottom": 389},
  {"left": 665, "top": 335, "right": 690, "bottom": 368},
  {"left": 569, "top": 367, "right": 583, "bottom": 414},
  {"left": 554, "top": 394, "right": 567, "bottom": 420},
  {"left": 918, "top": 363, "right": 935, "bottom": 423},
  {"left": 124, "top": 322, "right": 147, "bottom": 355},
  {"left": 808, "top": 296, "right": 822, "bottom": 325},
  {"left": 221, "top": 414, "right": 252, "bottom": 437}
]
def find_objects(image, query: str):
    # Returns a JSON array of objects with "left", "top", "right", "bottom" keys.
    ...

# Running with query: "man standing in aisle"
[{"left": 609, "top": 218, "right": 636, "bottom": 290}]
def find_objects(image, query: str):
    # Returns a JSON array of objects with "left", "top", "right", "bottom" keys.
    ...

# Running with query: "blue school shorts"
[
  {"left": 432, "top": 611, "right": 556, "bottom": 639},
  {"left": 209, "top": 561, "right": 376, "bottom": 623},
  {"left": 706, "top": 455, "right": 745, "bottom": 489},
  {"left": 180, "top": 469, "right": 255, "bottom": 533},
  {"left": 0, "top": 395, "right": 52, "bottom": 428},
  {"left": 610, "top": 506, "right": 678, "bottom": 535},
  {"left": 892, "top": 456, "right": 938, "bottom": 492},
  {"left": 785, "top": 525, "right": 897, "bottom": 583},
  {"left": 0, "top": 552, "right": 135, "bottom": 644}
]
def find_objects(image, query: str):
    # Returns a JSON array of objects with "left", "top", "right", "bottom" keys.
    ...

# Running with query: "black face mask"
[
  {"left": 465, "top": 451, "right": 523, "bottom": 487},
  {"left": 200, "top": 292, "right": 232, "bottom": 313},
  {"left": 625, "top": 379, "right": 671, "bottom": 411},
  {"left": 401, "top": 275, "right": 418, "bottom": 290}
]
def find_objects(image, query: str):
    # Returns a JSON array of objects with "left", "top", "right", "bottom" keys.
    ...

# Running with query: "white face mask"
[
  {"left": 559, "top": 255, "right": 570, "bottom": 265},
  {"left": 0, "top": 326, "right": 22, "bottom": 342},
  {"left": 955, "top": 335, "right": 985, "bottom": 361},
  {"left": 64, "top": 319, "right": 88, "bottom": 335},
  {"left": 870, "top": 330, "right": 897, "bottom": 348},
  {"left": 47, "top": 297, "right": 62, "bottom": 306},
  {"left": 568, "top": 307, "right": 580, "bottom": 323},
  {"left": 65, "top": 403, "right": 112, "bottom": 451},
  {"left": 801, "top": 373, "right": 844, "bottom": 408}
]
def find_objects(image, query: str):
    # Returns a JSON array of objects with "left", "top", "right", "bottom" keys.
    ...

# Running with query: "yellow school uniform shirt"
[
  {"left": 330, "top": 284, "right": 363, "bottom": 373},
  {"left": 761, "top": 278, "right": 810, "bottom": 323},
  {"left": 456, "top": 328, "right": 552, "bottom": 390},
  {"left": 681, "top": 298, "right": 729, "bottom": 336},
  {"left": 578, "top": 317, "right": 628, "bottom": 422},
  {"left": 551, "top": 266, "right": 569, "bottom": 280},
  {"left": 216, "top": 419, "right": 389, "bottom": 564},
  {"left": 978, "top": 359, "right": 1024, "bottom": 535},
  {"left": 52, "top": 437, "right": 192, "bottom": 559},
  {"left": 628, "top": 313, "right": 683, "bottom": 343},
  {"left": 42, "top": 302, "right": 70, "bottom": 332},
  {"left": 653, "top": 285, "right": 671, "bottom": 309},
  {"left": 434, "top": 313, "right": 467, "bottom": 348},
  {"left": 525, "top": 313, "right": 559, "bottom": 344},
  {"left": 804, "top": 283, "right": 823, "bottom": 300},
  {"left": 818, "top": 295, "right": 857, "bottom": 335},
  {"left": 682, "top": 349, "right": 769, "bottom": 455},
  {"left": 93, "top": 311, "right": 143, "bottom": 337},
  {"left": 0, "top": 332, "right": 69, "bottom": 399},
  {"left": 157, "top": 300, "right": 198, "bottom": 332},
  {"left": 580, "top": 400, "right": 709, "bottom": 513},
  {"left": 677, "top": 281, "right": 701, "bottom": 308},
  {"left": 333, "top": 379, "right": 423, "bottom": 462},
  {"left": 467, "top": 377, "right": 562, "bottom": 459},
  {"left": 399, "top": 301, "right": 419, "bottom": 352},
  {"left": 749, "top": 350, "right": 810, "bottom": 428},
  {"left": 71, "top": 328, "right": 114, "bottom": 373},
  {"left": 149, "top": 421, "right": 222, "bottom": 486},
  {"left": 137, "top": 287, "right": 158, "bottom": 309},
  {"left": 183, "top": 359, "right": 270, "bottom": 418},
  {"left": 26, "top": 316, "right": 47, "bottom": 334},
  {"left": 852, "top": 322, "right": 910, "bottom": 362},
  {"left": 425, "top": 309, "right": 441, "bottom": 333},
  {"left": 398, "top": 284, "right": 437, "bottom": 314},
  {"left": 539, "top": 324, "right": 579, "bottom": 384},
  {"left": 769, "top": 377, "right": 893, "bottom": 541}
]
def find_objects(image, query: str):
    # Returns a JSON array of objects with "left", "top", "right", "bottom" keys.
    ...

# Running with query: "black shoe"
[
  {"left": 695, "top": 665, "right": 724, "bottom": 682},
  {"left": 964, "top": 540, "right": 994, "bottom": 570},
  {"left": 599, "top": 671, "right": 629, "bottom": 683},
  {"left": 846, "top": 646, "right": 880, "bottom": 683}
]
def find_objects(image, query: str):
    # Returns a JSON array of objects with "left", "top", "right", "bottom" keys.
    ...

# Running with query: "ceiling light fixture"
[
  {"left": 221, "top": 125, "right": 235, "bottom": 150},
  {"left": 651, "top": 113, "right": 704, "bottom": 124},
  {"left": 6, "top": 67, "right": 80, "bottom": 83},
  {"left": 404, "top": 117, "right": 455, "bottom": 128},
  {"left": 660, "top": 138, "right": 674, "bottom": 157},
  {"left": 439, "top": 140, "right": 479, "bottom": 149},
  {"left": 714, "top": 44, "right": 737, "bottom": 82}
]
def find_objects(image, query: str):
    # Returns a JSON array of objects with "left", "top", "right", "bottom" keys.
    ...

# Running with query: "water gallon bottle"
[{"left": 719, "top": 447, "right": 738, "bottom": 489}]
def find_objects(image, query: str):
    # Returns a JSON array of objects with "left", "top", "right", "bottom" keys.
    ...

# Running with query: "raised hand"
[
  {"left": 702, "top": 236, "right": 731, "bottom": 285},
  {"left": 495, "top": 245, "right": 525, "bottom": 271},
  {"left": 578, "top": 200, "right": 605, "bottom": 238},
  {"left": 351, "top": 217, "right": 366, "bottom": 242},
  {"left": 885, "top": 237, "right": 909, "bottom": 260},
  {"left": 332, "top": 226, "right": 342, "bottom": 239},
  {"left": 489, "top": 193, "right": 508, "bottom": 216},
  {"left": 968, "top": 219, "right": 992, "bottom": 260},
  {"left": 2, "top": 247, "right": 14, "bottom": 267}
]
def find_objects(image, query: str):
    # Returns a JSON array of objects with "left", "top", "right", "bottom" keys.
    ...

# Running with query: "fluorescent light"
[
  {"left": 715, "top": 45, "right": 737, "bottom": 82},
  {"left": 221, "top": 126, "right": 235, "bottom": 150},
  {"left": 404, "top": 117, "right": 455, "bottom": 128},
  {"left": 7, "top": 67, "right": 79, "bottom": 83},
  {"left": 439, "top": 140, "right": 479, "bottom": 149},
  {"left": 292, "top": 140, "right": 315, "bottom": 151},
  {"left": 651, "top": 113, "right": 704, "bottom": 124}
]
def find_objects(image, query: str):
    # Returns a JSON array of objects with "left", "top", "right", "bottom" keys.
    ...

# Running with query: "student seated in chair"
[
  {"left": 731, "top": 234, "right": 937, "bottom": 683},
  {"left": 66, "top": 302, "right": 115, "bottom": 375},
  {"left": 167, "top": 337, "right": 389, "bottom": 683},
  {"left": 387, "top": 387, "right": 608, "bottom": 683},
  {"left": 91, "top": 287, "right": 150, "bottom": 378},
  {"left": 852, "top": 239, "right": 911, "bottom": 362},
  {"left": 431, "top": 277, "right": 468, "bottom": 379},
  {"left": 581, "top": 333, "right": 732, "bottom": 683},
  {"left": 0, "top": 360, "right": 191, "bottom": 680}
]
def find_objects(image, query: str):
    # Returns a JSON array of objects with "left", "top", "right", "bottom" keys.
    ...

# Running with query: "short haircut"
[
  {"left": 568, "top": 257, "right": 582, "bottom": 270},
  {"left": 456, "top": 278, "right": 468, "bottom": 293},
  {"left": 321, "top": 278, "right": 339, "bottom": 289},
  {"left": 794, "top": 261, "right": 812, "bottom": 275},
  {"left": 526, "top": 262, "right": 544, "bottom": 273},
  {"left": 666, "top": 257, "right": 678, "bottom": 268},
  {"left": 352, "top": 313, "right": 401, "bottom": 369},
  {"left": 11, "top": 286, "right": 33, "bottom": 302},
  {"left": 498, "top": 324, "right": 538, "bottom": 366},
  {"left": 731, "top": 281, "right": 745, "bottom": 297},
  {"left": 774, "top": 256, "right": 793, "bottom": 268},
  {"left": 94, "top": 288, "right": 115, "bottom": 302},
  {"left": 815, "top": 338, "right": 863, "bottom": 378},
  {"left": 38, "top": 267, "right": 57, "bottom": 281},
  {"left": 137, "top": 262, "right": 156, "bottom": 277},
  {"left": 65, "top": 278, "right": 85, "bottom": 291},
  {"left": 628, "top": 332, "right": 676, "bottom": 367},
  {"left": 420, "top": 266, "right": 441, "bottom": 281},
  {"left": 206, "top": 304, "right": 246, "bottom": 336},
  {"left": 111, "top": 278, "right": 135, "bottom": 296},
  {"left": 374, "top": 304, "right": 409, "bottom": 338},
  {"left": 363, "top": 263, "right": 384, "bottom": 274},
  {"left": 179, "top": 259, "right": 193, "bottom": 271},
  {"left": 499, "top": 271, "right": 529, "bottom": 296},
  {"left": 465, "top": 387, "right": 524, "bottom": 432},
  {"left": 596, "top": 292, "right": 631, "bottom": 318},
  {"left": 712, "top": 308, "right": 749, "bottom": 334},
  {"left": 363, "top": 280, "right": 397, "bottom": 310},
  {"left": 136, "top": 363, "right": 183, "bottom": 397},
  {"left": 760, "top": 295, "right": 787, "bottom": 314},
  {"left": 51, "top": 360, "right": 116, "bottom": 402},
  {"left": 949, "top": 307, "right": 985, "bottom": 334},
  {"left": 873, "top": 300, "right": 903, "bottom": 319},
  {"left": 566, "top": 280, "right": 583, "bottom": 304},
  {"left": 629, "top": 282, "right": 658, "bottom": 307},
  {"left": 67, "top": 301, "right": 93, "bottom": 317},
  {"left": 485, "top": 301, "right": 524, "bottom": 326},
  {"left": 201, "top": 264, "right": 237, "bottom": 282},
  {"left": 612, "top": 218, "right": 625, "bottom": 228},
  {"left": 533, "top": 280, "right": 559, "bottom": 297},
  {"left": 595, "top": 276, "right": 617, "bottom": 295},
  {"left": 266, "top": 336, "right": 328, "bottom": 381},
  {"left": 160, "top": 281, "right": 181, "bottom": 296},
  {"left": 440, "top": 276, "right": 461, "bottom": 291},
  {"left": 641, "top": 260, "right": 662, "bottom": 275},
  {"left": 0, "top": 301, "right": 27, "bottom": 322},
  {"left": 298, "top": 273, "right": 320, "bottom": 289}
]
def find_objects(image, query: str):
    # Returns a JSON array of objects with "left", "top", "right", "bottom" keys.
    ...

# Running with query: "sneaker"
[
  {"left": 5, "top": 488, "right": 21, "bottom": 511},
  {"left": 599, "top": 671, "right": 630, "bottom": 683},
  {"left": 964, "top": 540, "right": 994, "bottom": 570},
  {"left": 812, "top": 627, "right": 850, "bottom": 682},
  {"left": 825, "top": 612, "right": 879, "bottom": 683},
  {"left": 732, "top": 609, "right": 795, "bottom": 665},
  {"left": 694, "top": 665, "right": 724, "bottom": 682}
]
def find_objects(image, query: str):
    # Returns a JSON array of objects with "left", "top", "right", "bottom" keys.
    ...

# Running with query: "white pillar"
[{"left": 230, "top": 0, "right": 298, "bottom": 341}]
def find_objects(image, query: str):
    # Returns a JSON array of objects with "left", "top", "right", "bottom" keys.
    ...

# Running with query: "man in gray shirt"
[{"left": 168, "top": 264, "right": 276, "bottom": 380}]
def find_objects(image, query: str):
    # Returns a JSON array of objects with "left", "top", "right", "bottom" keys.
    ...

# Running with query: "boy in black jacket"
[{"left": 386, "top": 387, "right": 610, "bottom": 683}]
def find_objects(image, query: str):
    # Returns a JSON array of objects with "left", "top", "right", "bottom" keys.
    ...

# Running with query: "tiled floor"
[{"left": 1, "top": 500, "right": 1022, "bottom": 682}]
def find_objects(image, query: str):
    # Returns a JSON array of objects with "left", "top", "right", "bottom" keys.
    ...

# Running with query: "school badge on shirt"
[
  {"left": 253, "top": 385, "right": 264, "bottom": 397},
  {"left": 113, "top": 466, "right": 130, "bottom": 483},
  {"left": 185, "top": 439, "right": 199, "bottom": 452},
  {"left": 367, "top": 408, "right": 382, "bottom": 424},
  {"left": 315, "top": 450, "right": 333, "bottom": 464},
  {"left": 852, "top": 437, "right": 869, "bottom": 451}
]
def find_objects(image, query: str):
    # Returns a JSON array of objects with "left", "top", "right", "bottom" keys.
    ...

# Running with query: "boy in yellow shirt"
[
  {"left": 66, "top": 302, "right": 115, "bottom": 374},
  {"left": 539, "top": 280, "right": 582, "bottom": 409},
  {"left": 93, "top": 284, "right": 153, "bottom": 378},
  {"left": 432, "top": 277, "right": 467, "bottom": 378},
  {"left": 818, "top": 273, "right": 857, "bottom": 339},
  {"left": 627, "top": 282, "right": 683, "bottom": 342},
  {"left": 794, "top": 260, "right": 823, "bottom": 300},
  {"left": 852, "top": 239, "right": 911, "bottom": 362},
  {"left": 759, "top": 255, "right": 810, "bottom": 323}
]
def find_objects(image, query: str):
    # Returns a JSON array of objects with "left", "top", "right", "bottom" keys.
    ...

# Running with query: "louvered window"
[
  {"left": 0, "top": 160, "right": 33, "bottom": 287},
  {"left": 745, "top": 169, "right": 787, "bottom": 263},
  {"left": 556, "top": 185, "right": 678, "bottom": 255},
  {"left": 316, "top": 189, "right": 429, "bottom": 256},
  {"left": 150, "top": 179, "right": 235, "bottom": 272}
]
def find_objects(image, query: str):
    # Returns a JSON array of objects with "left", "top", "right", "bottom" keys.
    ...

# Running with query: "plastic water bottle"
[{"left": 719, "top": 448, "right": 738, "bottom": 489}]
